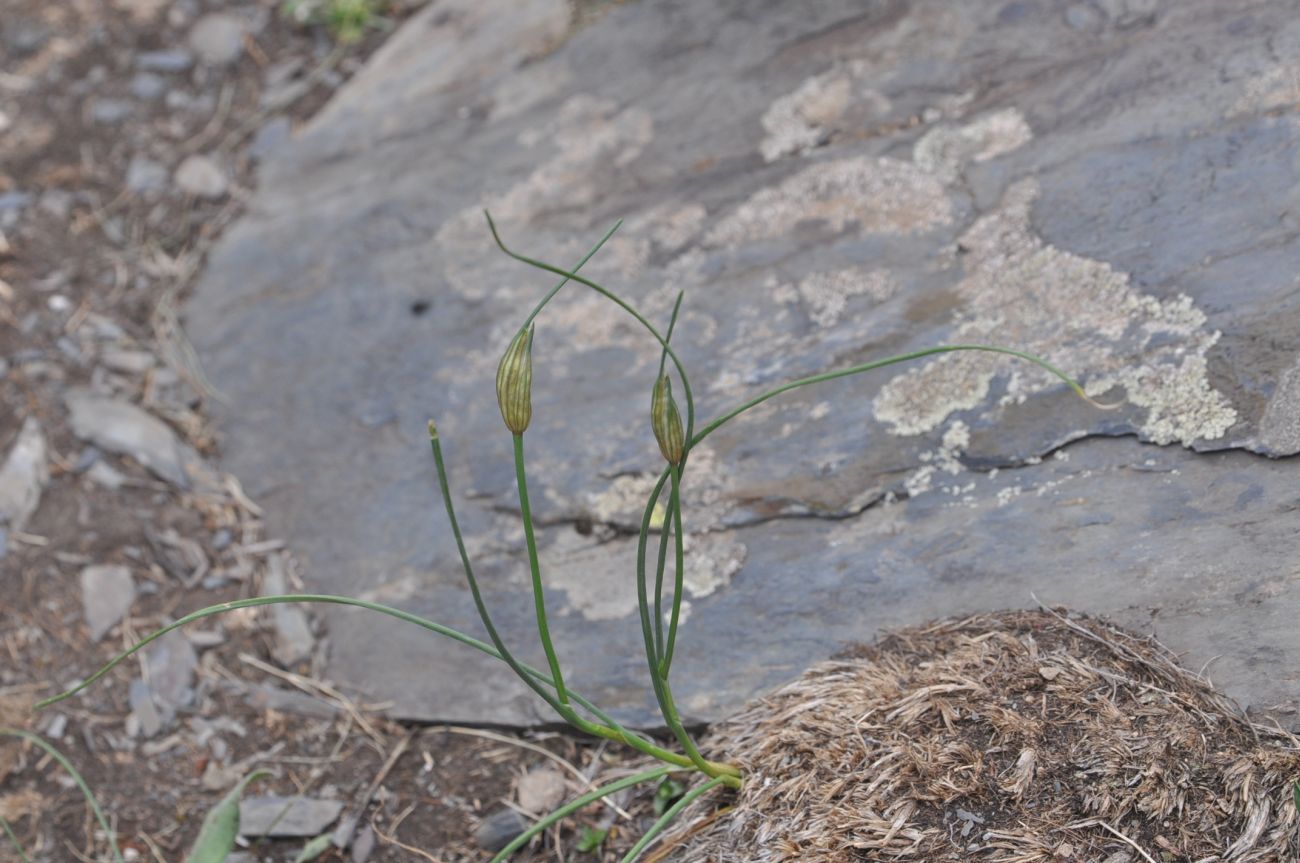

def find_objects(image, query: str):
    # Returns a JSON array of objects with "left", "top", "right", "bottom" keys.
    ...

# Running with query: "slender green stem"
[
  {"left": 692, "top": 344, "right": 1114, "bottom": 449},
  {"left": 489, "top": 766, "right": 679, "bottom": 863},
  {"left": 484, "top": 212, "right": 697, "bottom": 445},
  {"left": 652, "top": 508, "right": 671, "bottom": 662},
  {"left": 512, "top": 433, "right": 568, "bottom": 705},
  {"left": 0, "top": 729, "right": 124, "bottom": 863},
  {"left": 0, "top": 815, "right": 30, "bottom": 863},
  {"left": 620, "top": 775, "right": 729, "bottom": 863},
  {"left": 520, "top": 219, "right": 623, "bottom": 331},
  {"left": 660, "top": 464, "right": 686, "bottom": 676},
  {"left": 634, "top": 471, "right": 737, "bottom": 786}
]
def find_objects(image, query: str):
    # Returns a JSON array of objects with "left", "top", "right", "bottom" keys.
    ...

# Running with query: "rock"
[
  {"left": 238, "top": 796, "right": 344, "bottom": 838},
  {"left": 187, "top": 0, "right": 1300, "bottom": 728},
  {"left": 249, "top": 116, "right": 292, "bottom": 160},
  {"left": 173, "top": 154, "right": 228, "bottom": 199},
  {"left": 64, "top": 388, "right": 198, "bottom": 488},
  {"left": 351, "top": 824, "right": 376, "bottom": 862},
  {"left": 85, "top": 460, "right": 127, "bottom": 490},
  {"left": 79, "top": 564, "right": 136, "bottom": 642},
  {"left": 516, "top": 765, "right": 567, "bottom": 813},
  {"left": 128, "top": 628, "right": 196, "bottom": 737},
  {"left": 129, "top": 72, "right": 166, "bottom": 100},
  {"left": 262, "top": 553, "right": 315, "bottom": 666},
  {"left": 136, "top": 49, "right": 194, "bottom": 73},
  {"left": 0, "top": 417, "right": 47, "bottom": 531},
  {"left": 88, "top": 98, "right": 134, "bottom": 124},
  {"left": 2, "top": 18, "right": 49, "bottom": 58},
  {"left": 187, "top": 13, "right": 246, "bottom": 66},
  {"left": 474, "top": 808, "right": 528, "bottom": 852},
  {"left": 101, "top": 347, "right": 156, "bottom": 374}
]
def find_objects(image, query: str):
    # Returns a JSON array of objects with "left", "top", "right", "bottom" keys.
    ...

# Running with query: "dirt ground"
[{"left": 0, "top": 2, "right": 660, "bottom": 860}]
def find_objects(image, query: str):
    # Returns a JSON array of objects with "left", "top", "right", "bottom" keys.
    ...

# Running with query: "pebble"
[
  {"left": 101, "top": 347, "right": 156, "bottom": 374},
  {"left": 351, "top": 824, "right": 376, "bottom": 863},
  {"left": 188, "top": 13, "right": 246, "bottom": 66},
  {"left": 263, "top": 554, "right": 315, "bottom": 666},
  {"left": 128, "top": 628, "right": 198, "bottom": 737},
  {"left": 0, "top": 417, "right": 48, "bottom": 532},
  {"left": 238, "top": 796, "right": 344, "bottom": 838},
  {"left": 86, "top": 460, "right": 127, "bottom": 490},
  {"left": 136, "top": 49, "right": 194, "bottom": 73},
  {"left": 126, "top": 155, "right": 169, "bottom": 194},
  {"left": 88, "top": 98, "right": 135, "bottom": 124},
  {"left": 475, "top": 808, "right": 528, "bottom": 851},
  {"left": 516, "top": 765, "right": 567, "bottom": 813},
  {"left": 174, "top": 154, "right": 228, "bottom": 199},
  {"left": 79, "top": 564, "right": 136, "bottom": 642},
  {"left": 129, "top": 72, "right": 166, "bottom": 100},
  {"left": 65, "top": 388, "right": 193, "bottom": 488},
  {"left": 0, "top": 110, "right": 10, "bottom": 134}
]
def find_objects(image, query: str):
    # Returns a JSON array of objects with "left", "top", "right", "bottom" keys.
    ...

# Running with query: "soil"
[{"left": 0, "top": 1, "right": 648, "bottom": 861}]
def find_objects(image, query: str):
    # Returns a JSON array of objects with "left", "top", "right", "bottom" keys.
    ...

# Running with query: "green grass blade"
[
  {"left": 519, "top": 219, "right": 623, "bottom": 330},
  {"left": 620, "top": 775, "right": 728, "bottom": 863},
  {"left": 512, "top": 433, "right": 569, "bottom": 704},
  {"left": 488, "top": 766, "right": 678, "bottom": 862},
  {"left": 0, "top": 814, "right": 30, "bottom": 863},
  {"left": 0, "top": 728, "right": 124, "bottom": 863}
]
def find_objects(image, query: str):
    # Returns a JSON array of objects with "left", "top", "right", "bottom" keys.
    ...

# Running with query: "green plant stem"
[
  {"left": 430, "top": 430, "right": 734, "bottom": 773},
  {"left": 512, "top": 432, "right": 568, "bottom": 705},
  {"left": 620, "top": 775, "right": 729, "bottom": 863},
  {"left": 0, "top": 729, "right": 124, "bottom": 863},
  {"left": 484, "top": 212, "right": 697, "bottom": 444},
  {"left": 691, "top": 344, "right": 1113, "bottom": 450},
  {"left": 0, "top": 815, "right": 30, "bottom": 863},
  {"left": 660, "top": 464, "right": 686, "bottom": 676},
  {"left": 652, "top": 507, "right": 671, "bottom": 662},
  {"left": 634, "top": 470, "right": 737, "bottom": 786},
  {"left": 520, "top": 220, "right": 623, "bottom": 330},
  {"left": 489, "top": 766, "right": 680, "bottom": 863}
]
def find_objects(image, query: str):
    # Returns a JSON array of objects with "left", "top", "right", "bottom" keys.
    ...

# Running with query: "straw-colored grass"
[{"left": 662, "top": 610, "right": 1300, "bottom": 862}]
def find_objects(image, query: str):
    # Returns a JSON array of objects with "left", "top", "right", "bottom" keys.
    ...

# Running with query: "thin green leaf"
[
  {"left": 0, "top": 814, "right": 30, "bottom": 863},
  {"left": 0, "top": 728, "right": 124, "bottom": 863},
  {"left": 652, "top": 776, "right": 685, "bottom": 817},
  {"left": 186, "top": 769, "right": 272, "bottom": 863},
  {"left": 1292, "top": 780, "right": 1299, "bottom": 812},
  {"left": 621, "top": 776, "right": 728, "bottom": 863},
  {"left": 293, "top": 832, "right": 335, "bottom": 863},
  {"left": 576, "top": 826, "right": 608, "bottom": 853}
]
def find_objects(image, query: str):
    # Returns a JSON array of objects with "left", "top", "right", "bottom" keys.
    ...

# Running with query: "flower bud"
[
  {"left": 496, "top": 326, "right": 534, "bottom": 435},
  {"left": 651, "top": 374, "right": 684, "bottom": 465}
]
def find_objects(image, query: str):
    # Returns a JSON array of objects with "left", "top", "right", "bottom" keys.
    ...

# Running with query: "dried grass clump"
[{"left": 666, "top": 610, "right": 1300, "bottom": 862}]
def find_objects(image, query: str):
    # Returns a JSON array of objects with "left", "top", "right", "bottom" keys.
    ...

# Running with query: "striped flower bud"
[
  {"left": 651, "top": 374, "right": 684, "bottom": 465},
  {"left": 496, "top": 326, "right": 534, "bottom": 435}
]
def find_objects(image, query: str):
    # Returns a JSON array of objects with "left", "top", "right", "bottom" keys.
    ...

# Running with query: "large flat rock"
[{"left": 187, "top": 0, "right": 1300, "bottom": 726}]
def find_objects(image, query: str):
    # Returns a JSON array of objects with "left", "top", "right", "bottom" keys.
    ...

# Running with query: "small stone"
[
  {"left": 128, "top": 678, "right": 163, "bottom": 738},
  {"left": 129, "top": 628, "right": 198, "bottom": 736},
  {"left": 263, "top": 554, "right": 314, "bottom": 666},
  {"left": 475, "top": 809, "right": 528, "bottom": 852},
  {"left": 44, "top": 713, "right": 67, "bottom": 740},
  {"left": 136, "top": 49, "right": 194, "bottom": 73},
  {"left": 101, "top": 347, "right": 156, "bottom": 374},
  {"left": 88, "top": 98, "right": 135, "bottom": 124},
  {"left": 174, "top": 154, "right": 228, "bottom": 199},
  {"left": 1038, "top": 666, "right": 1063, "bottom": 681},
  {"left": 238, "top": 796, "right": 344, "bottom": 838},
  {"left": 129, "top": 72, "right": 166, "bottom": 100},
  {"left": 0, "top": 111, "right": 10, "bottom": 134},
  {"left": 516, "top": 765, "right": 567, "bottom": 813},
  {"left": 188, "top": 14, "right": 246, "bottom": 66},
  {"left": 351, "top": 824, "right": 376, "bottom": 863},
  {"left": 0, "top": 417, "right": 48, "bottom": 531},
  {"left": 80, "top": 564, "right": 136, "bottom": 642},
  {"left": 65, "top": 388, "right": 195, "bottom": 488},
  {"left": 86, "top": 460, "right": 127, "bottom": 490}
]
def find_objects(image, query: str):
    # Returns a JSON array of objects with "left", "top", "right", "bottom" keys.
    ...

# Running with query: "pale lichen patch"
[
  {"left": 873, "top": 179, "right": 1237, "bottom": 446},
  {"left": 758, "top": 61, "right": 890, "bottom": 162},
  {"left": 776, "top": 267, "right": 897, "bottom": 328},
  {"left": 705, "top": 156, "right": 953, "bottom": 247},
  {"left": 913, "top": 108, "right": 1033, "bottom": 182}
]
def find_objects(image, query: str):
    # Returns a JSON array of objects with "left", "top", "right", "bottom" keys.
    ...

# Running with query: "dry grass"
[{"left": 663, "top": 610, "right": 1300, "bottom": 862}]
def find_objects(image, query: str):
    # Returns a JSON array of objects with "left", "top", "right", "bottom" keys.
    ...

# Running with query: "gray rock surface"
[
  {"left": 187, "top": 13, "right": 245, "bottom": 67},
  {"left": 79, "top": 564, "right": 136, "bottom": 642},
  {"left": 238, "top": 796, "right": 344, "bottom": 838},
  {"left": 187, "top": 0, "right": 1300, "bottom": 727},
  {"left": 0, "top": 417, "right": 47, "bottom": 531},
  {"left": 262, "top": 553, "right": 315, "bottom": 666},
  {"left": 128, "top": 628, "right": 197, "bottom": 737}
]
